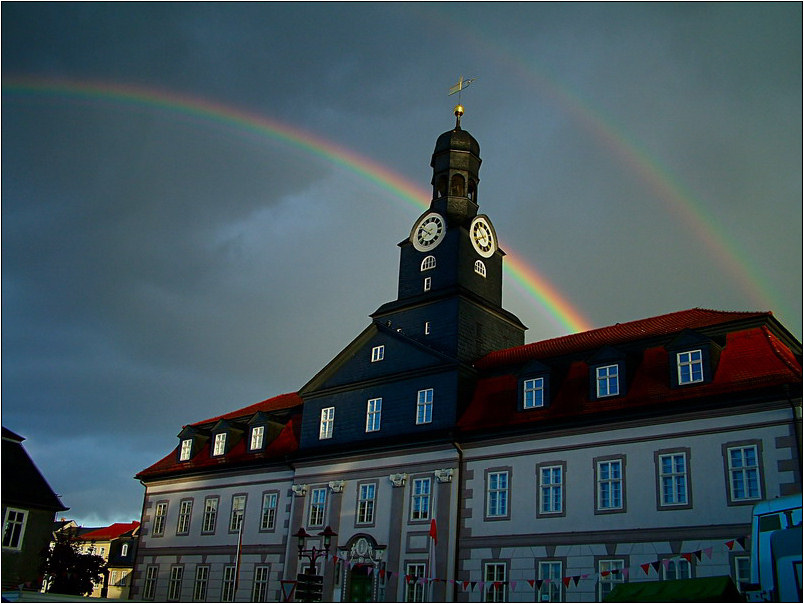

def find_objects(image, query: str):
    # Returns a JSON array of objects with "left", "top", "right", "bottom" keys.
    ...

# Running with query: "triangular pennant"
[
  {"left": 651, "top": 561, "right": 662, "bottom": 573},
  {"left": 725, "top": 540, "right": 735, "bottom": 550},
  {"left": 534, "top": 578, "right": 544, "bottom": 591},
  {"left": 736, "top": 536, "right": 747, "bottom": 550},
  {"left": 510, "top": 581, "right": 517, "bottom": 592},
  {"left": 704, "top": 547, "right": 713, "bottom": 559},
  {"left": 572, "top": 575, "right": 581, "bottom": 586},
  {"left": 601, "top": 571, "right": 610, "bottom": 577},
  {"left": 682, "top": 552, "right": 694, "bottom": 563},
  {"left": 694, "top": 550, "right": 703, "bottom": 561},
  {"left": 527, "top": 579, "right": 536, "bottom": 589},
  {"left": 641, "top": 563, "right": 651, "bottom": 575},
  {"left": 366, "top": 566, "right": 374, "bottom": 576},
  {"left": 662, "top": 558, "right": 671, "bottom": 569},
  {"left": 562, "top": 577, "right": 571, "bottom": 588},
  {"left": 621, "top": 568, "right": 630, "bottom": 579},
  {"left": 462, "top": 581, "right": 470, "bottom": 591},
  {"left": 610, "top": 568, "right": 621, "bottom": 575},
  {"left": 471, "top": 581, "right": 478, "bottom": 591}
]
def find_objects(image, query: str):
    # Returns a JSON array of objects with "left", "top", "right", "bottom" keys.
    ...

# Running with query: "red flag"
[{"left": 429, "top": 518, "right": 438, "bottom": 546}]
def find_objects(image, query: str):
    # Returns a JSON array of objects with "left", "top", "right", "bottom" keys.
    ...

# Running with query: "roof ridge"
[{"left": 759, "top": 326, "right": 803, "bottom": 378}]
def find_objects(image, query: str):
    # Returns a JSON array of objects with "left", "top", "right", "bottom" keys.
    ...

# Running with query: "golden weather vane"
[{"left": 448, "top": 75, "right": 477, "bottom": 126}]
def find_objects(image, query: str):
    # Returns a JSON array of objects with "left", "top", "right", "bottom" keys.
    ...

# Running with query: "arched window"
[
  {"left": 435, "top": 176, "right": 448, "bottom": 199},
  {"left": 450, "top": 174, "right": 465, "bottom": 196},
  {"left": 474, "top": 260, "right": 487, "bottom": 277},
  {"left": 421, "top": 255, "right": 436, "bottom": 271}
]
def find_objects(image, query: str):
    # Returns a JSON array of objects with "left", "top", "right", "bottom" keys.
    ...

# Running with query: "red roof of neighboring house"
[
  {"left": 475, "top": 308, "right": 771, "bottom": 370},
  {"left": 78, "top": 522, "right": 139, "bottom": 541},
  {"left": 137, "top": 393, "right": 303, "bottom": 480},
  {"left": 460, "top": 325, "right": 801, "bottom": 432}
]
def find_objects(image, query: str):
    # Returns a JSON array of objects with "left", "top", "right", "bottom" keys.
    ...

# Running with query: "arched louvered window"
[
  {"left": 474, "top": 260, "right": 487, "bottom": 277},
  {"left": 421, "top": 255, "right": 436, "bottom": 271}
]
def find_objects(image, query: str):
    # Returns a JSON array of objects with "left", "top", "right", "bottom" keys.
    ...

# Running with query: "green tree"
[{"left": 40, "top": 530, "right": 106, "bottom": 596}]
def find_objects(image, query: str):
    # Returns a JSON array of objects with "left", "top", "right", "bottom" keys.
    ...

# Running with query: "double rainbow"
[{"left": 3, "top": 77, "right": 593, "bottom": 335}]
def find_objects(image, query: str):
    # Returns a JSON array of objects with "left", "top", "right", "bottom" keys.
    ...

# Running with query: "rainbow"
[{"left": 2, "top": 77, "right": 594, "bottom": 335}]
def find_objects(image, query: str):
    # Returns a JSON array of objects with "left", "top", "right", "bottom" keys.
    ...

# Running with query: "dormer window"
[
  {"left": 213, "top": 433, "right": 227, "bottom": 456},
  {"left": 421, "top": 256, "right": 436, "bottom": 271},
  {"left": 474, "top": 260, "right": 486, "bottom": 277},
  {"left": 523, "top": 378, "right": 545, "bottom": 409},
  {"left": 596, "top": 365, "right": 620, "bottom": 398},
  {"left": 250, "top": 426, "right": 264, "bottom": 450},
  {"left": 371, "top": 345, "right": 385, "bottom": 362},
  {"left": 179, "top": 438, "right": 193, "bottom": 461},
  {"left": 677, "top": 350, "right": 704, "bottom": 384}
]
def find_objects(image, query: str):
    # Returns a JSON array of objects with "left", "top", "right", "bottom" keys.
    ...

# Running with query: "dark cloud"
[{"left": 2, "top": 3, "right": 800, "bottom": 525}]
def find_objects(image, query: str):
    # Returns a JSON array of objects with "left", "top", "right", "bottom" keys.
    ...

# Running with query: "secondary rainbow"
[{"left": 3, "top": 77, "right": 594, "bottom": 335}]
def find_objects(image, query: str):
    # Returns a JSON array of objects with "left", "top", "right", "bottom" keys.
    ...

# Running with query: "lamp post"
[{"left": 294, "top": 526, "right": 337, "bottom": 602}]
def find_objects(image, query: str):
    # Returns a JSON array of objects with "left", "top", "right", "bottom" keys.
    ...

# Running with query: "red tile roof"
[
  {"left": 459, "top": 325, "right": 801, "bottom": 432},
  {"left": 475, "top": 308, "right": 770, "bottom": 370},
  {"left": 137, "top": 393, "right": 303, "bottom": 479},
  {"left": 78, "top": 522, "right": 139, "bottom": 541}
]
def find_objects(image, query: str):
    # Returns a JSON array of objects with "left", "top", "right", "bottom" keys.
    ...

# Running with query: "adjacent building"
[
  {"left": 132, "top": 109, "right": 801, "bottom": 602},
  {"left": 74, "top": 521, "right": 140, "bottom": 598},
  {"left": 2, "top": 427, "right": 68, "bottom": 591}
]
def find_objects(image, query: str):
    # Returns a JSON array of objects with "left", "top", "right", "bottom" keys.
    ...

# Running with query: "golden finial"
[{"left": 449, "top": 76, "right": 475, "bottom": 128}]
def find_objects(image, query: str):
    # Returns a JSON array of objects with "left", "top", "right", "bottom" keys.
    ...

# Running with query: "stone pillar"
[{"left": 384, "top": 473, "right": 407, "bottom": 601}]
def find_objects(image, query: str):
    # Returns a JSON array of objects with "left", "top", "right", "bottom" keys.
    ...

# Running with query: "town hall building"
[{"left": 132, "top": 106, "right": 801, "bottom": 602}]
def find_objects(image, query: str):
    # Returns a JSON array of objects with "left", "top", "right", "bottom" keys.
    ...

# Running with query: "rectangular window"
[
  {"left": 484, "top": 562, "right": 508, "bottom": 602},
  {"left": 728, "top": 445, "right": 761, "bottom": 501},
  {"left": 523, "top": 377, "right": 545, "bottom": 409},
  {"left": 260, "top": 492, "right": 278, "bottom": 531},
  {"left": 2, "top": 508, "right": 27, "bottom": 549},
  {"left": 539, "top": 465, "right": 563, "bottom": 515},
  {"left": 319, "top": 407, "right": 335, "bottom": 440},
  {"left": 733, "top": 556, "right": 751, "bottom": 593},
  {"left": 371, "top": 345, "right": 385, "bottom": 362},
  {"left": 596, "top": 365, "right": 619, "bottom": 397},
  {"left": 177, "top": 500, "right": 193, "bottom": 535},
  {"left": 252, "top": 565, "right": 270, "bottom": 602},
  {"left": 424, "top": 321, "right": 431, "bottom": 335},
  {"left": 538, "top": 561, "right": 563, "bottom": 602},
  {"left": 213, "top": 432, "right": 227, "bottom": 456},
  {"left": 677, "top": 350, "right": 704, "bottom": 384},
  {"left": 153, "top": 502, "right": 168, "bottom": 536},
  {"left": 143, "top": 565, "right": 158, "bottom": 600},
  {"left": 309, "top": 488, "right": 327, "bottom": 527},
  {"left": 366, "top": 398, "right": 382, "bottom": 432},
  {"left": 658, "top": 452, "right": 689, "bottom": 506},
  {"left": 597, "top": 459, "right": 624, "bottom": 511},
  {"left": 405, "top": 562, "right": 427, "bottom": 602},
  {"left": 410, "top": 477, "right": 431, "bottom": 521},
  {"left": 416, "top": 389, "right": 433, "bottom": 424},
  {"left": 221, "top": 565, "right": 236, "bottom": 602},
  {"left": 598, "top": 560, "right": 625, "bottom": 601},
  {"left": 167, "top": 566, "right": 183, "bottom": 601},
  {"left": 193, "top": 566, "right": 209, "bottom": 601},
  {"left": 357, "top": 483, "right": 376, "bottom": 525},
  {"left": 230, "top": 495, "right": 246, "bottom": 532},
  {"left": 487, "top": 471, "right": 509, "bottom": 518},
  {"left": 201, "top": 497, "right": 218, "bottom": 533},
  {"left": 250, "top": 426, "right": 264, "bottom": 450},
  {"left": 179, "top": 438, "right": 193, "bottom": 461},
  {"left": 663, "top": 559, "right": 691, "bottom": 580},
  {"left": 423, "top": 276, "right": 431, "bottom": 291}
]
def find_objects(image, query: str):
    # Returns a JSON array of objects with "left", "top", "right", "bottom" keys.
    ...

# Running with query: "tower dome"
[{"left": 430, "top": 108, "right": 482, "bottom": 222}]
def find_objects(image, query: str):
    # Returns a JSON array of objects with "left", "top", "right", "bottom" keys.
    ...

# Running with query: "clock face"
[
  {"left": 412, "top": 212, "right": 446, "bottom": 252},
  {"left": 470, "top": 216, "right": 496, "bottom": 258}
]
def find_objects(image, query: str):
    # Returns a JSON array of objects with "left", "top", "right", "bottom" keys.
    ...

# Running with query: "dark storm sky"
[{"left": 2, "top": 3, "right": 800, "bottom": 525}]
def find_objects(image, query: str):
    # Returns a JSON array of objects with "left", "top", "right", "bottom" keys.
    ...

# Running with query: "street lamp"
[{"left": 295, "top": 526, "right": 337, "bottom": 574}]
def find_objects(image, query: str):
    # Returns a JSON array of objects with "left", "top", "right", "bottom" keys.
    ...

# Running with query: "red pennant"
[
  {"left": 681, "top": 553, "right": 694, "bottom": 563},
  {"left": 562, "top": 577, "right": 571, "bottom": 588},
  {"left": 527, "top": 579, "right": 535, "bottom": 589},
  {"left": 725, "top": 540, "right": 735, "bottom": 550},
  {"left": 640, "top": 563, "right": 651, "bottom": 575}
]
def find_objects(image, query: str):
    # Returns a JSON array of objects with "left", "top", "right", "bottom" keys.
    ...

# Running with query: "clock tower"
[{"left": 372, "top": 106, "right": 526, "bottom": 362}]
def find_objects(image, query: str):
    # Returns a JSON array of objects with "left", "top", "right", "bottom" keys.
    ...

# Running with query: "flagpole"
[{"left": 233, "top": 515, "right": 244, "bottom": 599}]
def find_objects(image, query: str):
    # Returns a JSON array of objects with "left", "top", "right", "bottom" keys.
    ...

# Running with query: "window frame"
[
  {"left": 260, "top": 491, "right": 279, "bottom": 532},
  {"left": 167, "top": 565, "right": 184, "bottom": 601},
  {"left": 595, "top": 364, "right": 620, "bottom": 398},
  {"left": 308, "top": 487, "right": 327, "bottom": 527},
  {"left": 250, "top": 425, "right": 264, "bottom": 450},
  {"left": 366, "top": 397, "right": 382, "bottom": 433},
  {"left": 677, "top": 349, "right": 704, "bottom": 385},
  {"left": 484, "top": 468, "right": 511, "bottom": 521},
  {"left": 319, "top": 407, "right": 335, "bottom": 440},
  {"left": 523, "top": 377, "right": 545, "bottom": 409},
  {"left": 212, "top": 432, "right": 227, "bottom": 456},
  {"left": 420, "top": 255, "right": 436, "bottom": 271},
  {"left": 229, "top": 494, "right": 247, "bottom": 533},
  {"left": 179, "top": 438, "right": 193, "bottom": 461},
  {"left": 193, "top": 565, "right": 209, "bottom": 602},
  {"left": 538, "top": 559, "right": 564, "bottom": 602},
  {"left": 405, "top": 562, "right": 427, "bottom": 602},
  {"left": 663, "top": 558, "right": 692, "bottom": 580},
  {"left": 371, "top": 345, "right": 385, "bottom": 362},
  {"left": 483, "top": 561, "right": 508, "bottom": 602},
  {"left": 474, "top": 259, "right": 487, "bottom": 277},
  {"left": 142, "top": 565, "right": 158, "bottom": 600},
  {"left": 723, "top": 441, "right": 764, "bottom": 505},
  {"left": 416, "top": 388, "right": 433, "bottom": 425},
  {"left": 356, "top": 481, "right": 378, "bottom": 526},
  {"left": 537, "top": 461, "right": 566, "bottom": 518},
  {"left": 2, "top": 508, "right": 28, "bottom": 550},
  {"left": 597, "top": 558, "right": 626, "bottom": 602},
  {"left": 201, "top": 496, "right": 219, "bottom": 534},
  {"left": 152, "top": 501, "right": 168, "bottom": 537},
  {"left": 221, "top": 565, "right": 236, "bottom": 602},
  {"left": 252, "top": 564, "right": 271, "bottom": 602},
  {"left": 423, "top": 276, "right": 431, "bottom": 292},
  {"left": 409, "top": 476, "right": 432, "bottom": 522},
  {"left": 655, "top": 448, "right": 692, "bottom": 510},
  {"left": 176, "top": 498, "right": 193, "bottom": 535},
  {"left": 594, "top": 456, "right": 626, "bottom": 514}
]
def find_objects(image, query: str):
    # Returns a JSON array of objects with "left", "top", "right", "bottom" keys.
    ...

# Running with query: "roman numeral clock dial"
[
  {"left": 470, "top": 216, "right": 497, "bottom": 258},
  {"left": 411, "top": 212, "right": 446, "bottom": 252}
]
